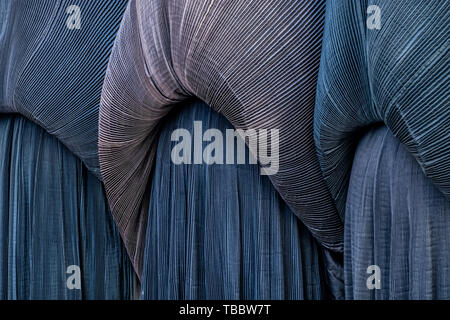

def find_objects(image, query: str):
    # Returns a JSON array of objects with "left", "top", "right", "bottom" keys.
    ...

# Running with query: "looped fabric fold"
[
  {"left": 99, "top": 0, "right": 344, "bottom": 275},
  {"left": 344, "top": 126, "right": 450, "bottom": 299},
  {"left": 0, "top": 1, "right": 135, "bottom": 298},
  {"left": 0, "top": 114, "right": 135, "bottom": 299},
  {"left": 314, "top": 0, "right": 449, "bottom": 217},
  {"left": 0, "top": 0, "right": 129, "bottom": 177}
]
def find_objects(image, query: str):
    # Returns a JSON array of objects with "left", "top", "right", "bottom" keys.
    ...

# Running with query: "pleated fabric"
[
  {"left": 141, "top": 100, "right": 329, "bottom": 300},
  {"left": 0, "top": 0, "right": 129, "bottom": 178},
  {"left": 314, "top": 0, "right": 449, "bottom": 217},
  {"left": 0, "top": 114, "right": 135, "bottom": 299},
  {"left": 344, "top": 126, "right": 450, "bottom": 299},
  {"left": 99, "top": 0, "right": 344, "bottom": 275}
]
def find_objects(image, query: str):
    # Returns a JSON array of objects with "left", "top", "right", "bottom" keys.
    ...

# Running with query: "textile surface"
[
  {"left": 140, "top": 100, "right": 331, "bottom": 299},
  {"left": 0, "top": 114, "right": 135, "bottom": 299},
  {"left": 314, "top": 0, "right": 449, "bottom": 217},
  {"left": 0, "top": 0, "right": 128, "bottom": 177},
  {"left": 99, "top": 0, "right": 344, "bottom": 275},
  {"left": 344, "top": 125, "right": 450, "bottom": 299}
]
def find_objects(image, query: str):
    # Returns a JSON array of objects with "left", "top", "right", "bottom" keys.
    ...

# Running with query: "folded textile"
[
  {"left": 314, "top": 0, "right": 449, "bottom": 217},
  {"left": 0, "top": 0, "right": 128, "bottom": 177},
  {"left": 99, "top": 0, "right": 344, "bottom": 275},
  {"left": 0, "top": 114, "right": 135, "bottom": 300},
  {"left": 344, "top": 125, "right": 450, "bottom": 299},
  {"left": 140, "top": 100, "right": 331, "bottom": 299}
]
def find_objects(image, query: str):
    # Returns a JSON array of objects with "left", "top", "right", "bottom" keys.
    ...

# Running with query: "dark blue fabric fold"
[
  {"left": 99, "top": 0, "right": 344, "bottom": 274},
  {"left": 314, "top": 0, "right": 449, "bottom": 217},
  {"left": 345, "top": 126, "right": 450, "bottom": 299},
  {"left": 0, "top": 114, "right": 135, "bottom": 299},
  {"left": 141, "top": 101, "right": 331, "bottom": 299}
]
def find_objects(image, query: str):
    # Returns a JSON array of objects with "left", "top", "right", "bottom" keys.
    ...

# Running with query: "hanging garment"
[
  {"left": 314, "top": 0, "right": 449, "bottom": 217},
  {"left": 0, "top": 114, "right": 135, "bottom": 299},
  {"left": 0, "top": 0, "right": 129, "bottom": 177},
  {"left": 140, "top": 100, "right": 331, "bottom": 299},
  {"left": 344, "top": 125, "right": 450, "bottom": 299},
  {"left": 98, "top": 0, "right": 344, "bottom": 276}
]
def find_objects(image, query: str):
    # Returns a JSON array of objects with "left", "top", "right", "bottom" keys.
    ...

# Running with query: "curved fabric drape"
[
  {"left": 99, "top": 0, "right": 344, "bottom": 275},
  {"left": 0, "top": 0, "right": 129, "bottom": 178},
  {"left": 141, "top": 100, "right": 329, "bottom": 299},
  {"left": 314, "top": 0, "right": 449, "bottom": 217},
  {"left": 0, "top": 114, "right": 135, "bottom": 299},
  {"left": 344, "top": 126, "right": 450, "bottom": 299}
]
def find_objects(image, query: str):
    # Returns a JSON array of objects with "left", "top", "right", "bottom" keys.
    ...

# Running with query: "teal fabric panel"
[{"left": 314, "top": 0, "right": 449, "bottom": 217}]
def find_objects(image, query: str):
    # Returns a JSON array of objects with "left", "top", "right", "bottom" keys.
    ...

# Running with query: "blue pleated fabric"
[
  {"left": 0, "top": 114, "right": 135, "bottom": 299},
  {"left": 141, "top": 101, "right": 329, "bottom": 300},
  {"left": 314, "top": 0, "right": 449, "bottom": 217},
  {"left": 99, "top": 0, "right": 344, "bottom": 275},
  {"left": 345, "top": 126, "right": 450, "bottom": 299},
  {"left": 0, "top": 0, "right": 129, "bottom": 178}
]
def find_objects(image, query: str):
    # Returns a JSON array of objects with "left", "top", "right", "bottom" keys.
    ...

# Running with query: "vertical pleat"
[
  {"left": 99, "top": 0, "right": 343, "bottom": 275},
  {"left": 141, "top": 100, "right": 328, "bottom": 299},
  {"left": 314, "top": 0, "right": 449, "bottom": 217},
  {"left": 0, "top": 114, "right": 135, "bottom": 299}
]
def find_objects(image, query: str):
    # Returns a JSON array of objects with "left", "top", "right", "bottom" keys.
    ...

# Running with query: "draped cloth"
[
  {"left": 141, "top": 100, "right": 330, "bottom": 299},
  {"left": 314, "top": 0, "right": 449, "bottom": 217},
  {"left": 0, "top": 1, "right": 135, "bottom": 297},
  {"left": 99, "top": 0, "right": 344, "bottom": 276},
  {"left": 345, "top": 126, "right": 450, "bottom": 299},
  {"left": 0, "top": 0, "right": 129, "bottom": 177},
  {"left": 0, "top": 114, "right": 135, "bottom": 299}
]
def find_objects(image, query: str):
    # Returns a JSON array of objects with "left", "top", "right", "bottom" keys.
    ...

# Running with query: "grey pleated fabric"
[
  {"left": 314, "top": 0, "right": 449, "bottom": 217},
  {"left": 345, "top": 126, "right": 450, "bottom": 299},
  {"left": 0, "top": 114, "right": 135, "bottom": 300},
  {"left": 99, "top": 0, "right": 344, "bottom": 275},
  {"left": 0, "top": 0, "right": 128, "bottom": 177}
]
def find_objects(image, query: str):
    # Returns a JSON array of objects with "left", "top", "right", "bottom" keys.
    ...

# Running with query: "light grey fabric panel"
[{"left": 99, "top": 0, "right": 344, "bottom": 274}]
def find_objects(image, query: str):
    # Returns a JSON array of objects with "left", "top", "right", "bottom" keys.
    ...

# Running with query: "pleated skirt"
[{"left": 0, "top": 114, "right": 135, "bottom": 299}]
